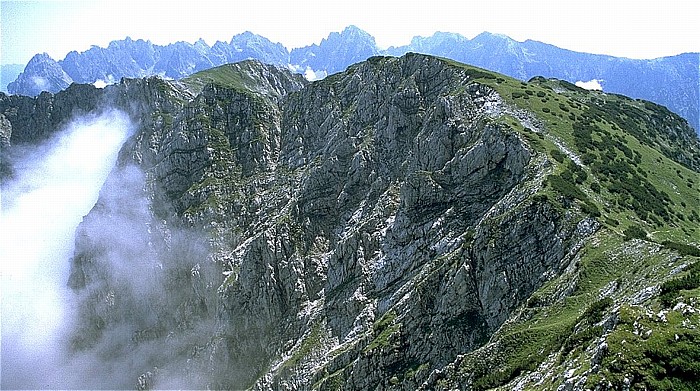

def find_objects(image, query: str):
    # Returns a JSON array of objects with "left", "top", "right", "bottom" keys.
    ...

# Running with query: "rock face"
[
  {"left": 79, "top": 54, "right": 586, "bottom": 389},
  {"left": 0, "top": 82, "right": 103, "bottom": 144},
  {"left": 2, "top": 54, "right": 699, "bottom": 390}
]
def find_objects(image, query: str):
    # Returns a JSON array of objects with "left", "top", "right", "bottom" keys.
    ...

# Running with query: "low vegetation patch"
[
  {"left": 596, "top": 305, "right": 700, "bottom": 390},
  {"left": 659, "top": 262, "right": 700, "bottom": 306}
]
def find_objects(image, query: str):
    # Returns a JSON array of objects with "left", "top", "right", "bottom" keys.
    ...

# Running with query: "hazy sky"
[{"left": 1, "top": 0, "right": 699, "bottom": 65}]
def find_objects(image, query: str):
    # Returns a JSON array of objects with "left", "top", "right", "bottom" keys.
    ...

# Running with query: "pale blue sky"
[{"left": 2, "top": 0, "right": 699, "bottom": 65}]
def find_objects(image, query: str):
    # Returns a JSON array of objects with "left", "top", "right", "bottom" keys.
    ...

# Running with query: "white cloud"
[
  {"left": 1, "top": 106, "right": 218, "bottom": 388},
  {"left": 575, "top": 79, "right": 604, "bottom": 91},
  {"left": 1, "top": 110, "right": 133, "bottom": 389},
  {"left": 304, "top": 67, "right": 327, "bottom": 81},
  {"left": 93, "top": 74, "right": 117, "bottom": 88}
]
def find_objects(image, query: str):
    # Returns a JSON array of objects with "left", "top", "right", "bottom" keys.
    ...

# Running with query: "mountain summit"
[
  {"left": 290, "top": 25, "right": 381, "bottom": 75},
  {"left": 2, "top": 54, "right": 699, "bottom": 390},
  {"left": 5, "top": 27, "right": 698, "bottom": 133}
]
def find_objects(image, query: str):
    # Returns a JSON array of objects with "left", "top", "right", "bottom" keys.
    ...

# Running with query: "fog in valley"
[{"left": 1, "top": 111, "right": 132, "bottom": 388}]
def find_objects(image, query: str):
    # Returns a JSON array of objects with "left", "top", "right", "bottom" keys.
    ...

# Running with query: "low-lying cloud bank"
[
  {"left": 65, "top": 160, "right": 219, "bottom": 389},
  {"left": 1, "top": 110, "right": 133, "bottom": 389},
  {"left": 2, "top": 106, "right": 222, "bottom": 389}
]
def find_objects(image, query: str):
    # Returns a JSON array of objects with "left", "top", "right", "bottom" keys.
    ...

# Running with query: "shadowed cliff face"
[{"left": 3, "top": 54, "right": 696, "bottom": 390}]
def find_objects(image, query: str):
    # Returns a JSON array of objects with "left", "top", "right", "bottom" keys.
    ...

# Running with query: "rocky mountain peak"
[
  {"left": 231, "top": 30, "right": 260, "bottom": 42},
  {"left": 6, "top": 53, "right": 72, "bottom": 96},
  {"left": 321, "top": 25, "right": 376, "bottom": 49},
  {"left": 194, "top": 38, "right": 210, "bottom": 50},
  {"left": 339, "top": 25, "right": 375, "bottom": 39},
  {"left": 290, "top": 25, "right": 380, "bottom": 75},
  {"left": 26, "top": 52, "right": 53, "bottom": 64}
]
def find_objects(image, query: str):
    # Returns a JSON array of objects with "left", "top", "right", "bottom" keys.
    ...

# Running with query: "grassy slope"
[{"left": 436, "top": 59, "right": 700, "bottom": 390}]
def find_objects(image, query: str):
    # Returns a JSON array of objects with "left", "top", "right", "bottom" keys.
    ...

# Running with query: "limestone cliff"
[{"left": 2, "top": 54, "right": 699, "bottom": 390}]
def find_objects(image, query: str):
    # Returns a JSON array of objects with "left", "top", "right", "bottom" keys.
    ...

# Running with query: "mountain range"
[
  {"left": 6, "top": 26, "right": 699, "bottom": 133},
  {"left": 2, "top": 53, "right": 699, "bottom": 390}
]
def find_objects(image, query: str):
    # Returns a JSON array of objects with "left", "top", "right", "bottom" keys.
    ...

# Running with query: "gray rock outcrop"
[{"left": 60, "top": 54, "right": 591, "bottom": 389}]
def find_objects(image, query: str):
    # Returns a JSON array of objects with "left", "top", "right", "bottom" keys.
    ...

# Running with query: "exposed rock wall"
[{"left": 1, "top": 55, "right": 600, "bottom": 390}]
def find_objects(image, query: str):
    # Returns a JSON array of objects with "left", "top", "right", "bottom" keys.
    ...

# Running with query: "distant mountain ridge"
[{"left": 7, "top": 26, "right": 699, "bottom": 132}]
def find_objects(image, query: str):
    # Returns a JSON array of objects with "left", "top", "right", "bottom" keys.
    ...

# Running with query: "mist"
[
  {"left": 63, "top": 160, "right": 219, "bottom": 389},
  {"left": 1, "top": 110, "right": 133, "bottom": 388}
]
